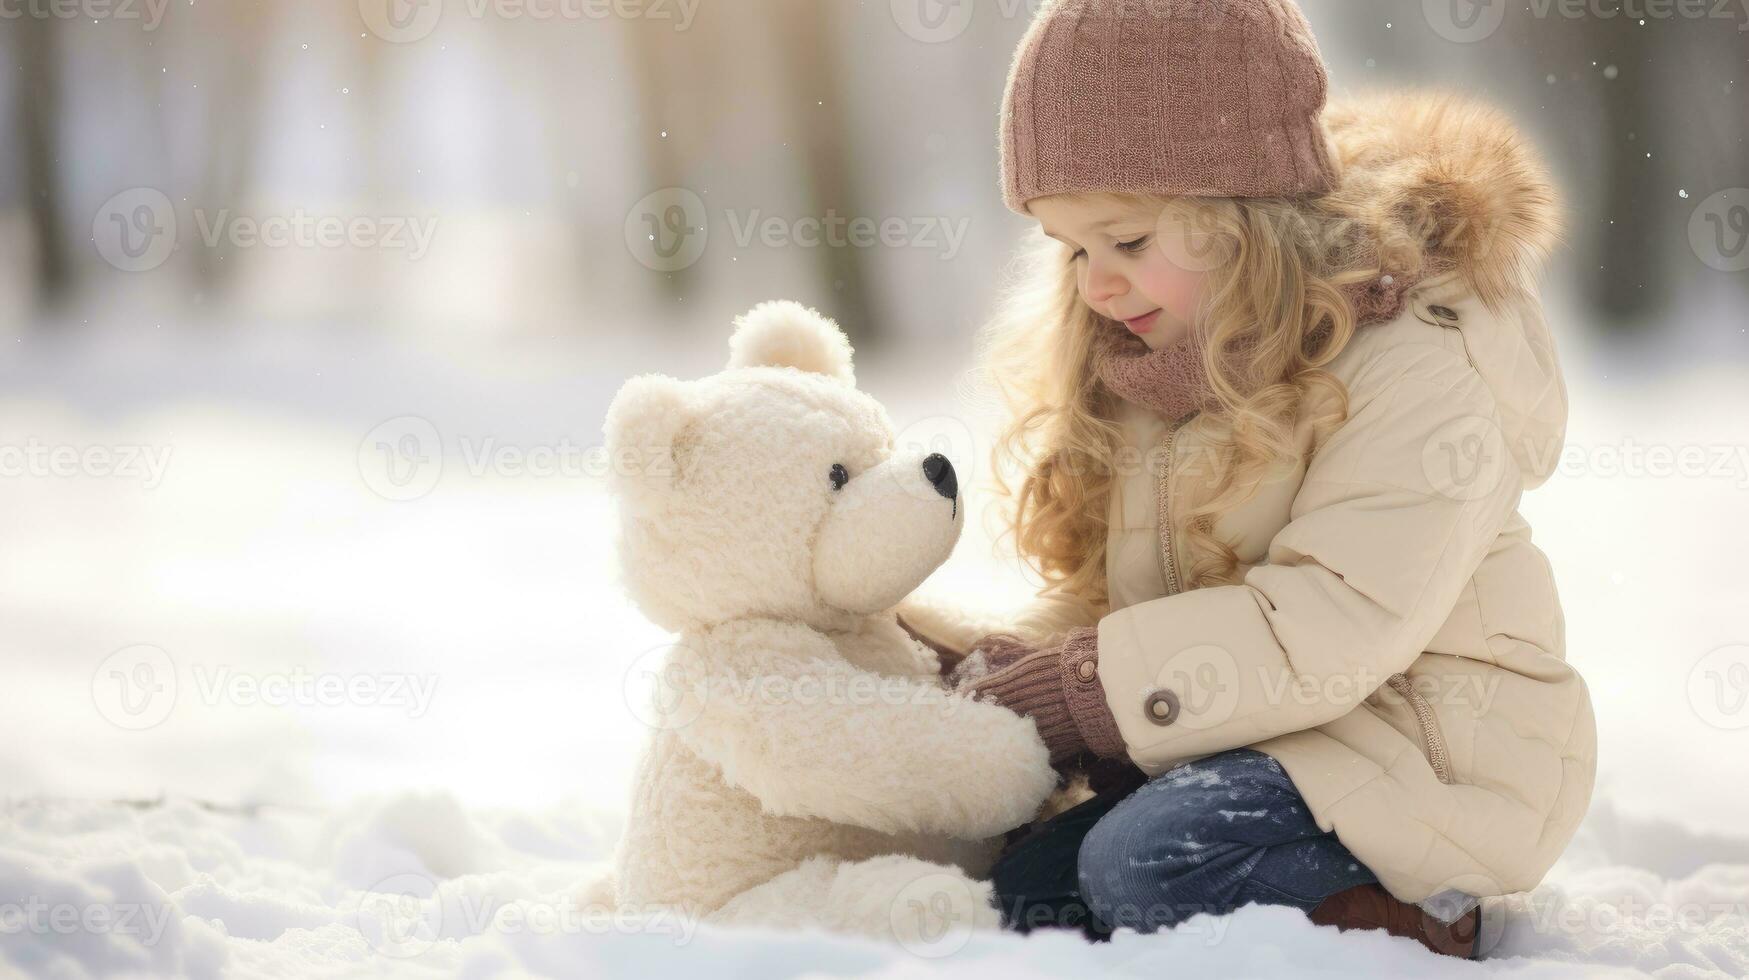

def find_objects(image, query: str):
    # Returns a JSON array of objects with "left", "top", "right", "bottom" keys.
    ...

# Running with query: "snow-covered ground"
[
  {"left": 5, "top": 791, "right": 1745, "bottom": 977},
  {"left": 3, "top": 300, "right": 1748, "bottom": 977}
]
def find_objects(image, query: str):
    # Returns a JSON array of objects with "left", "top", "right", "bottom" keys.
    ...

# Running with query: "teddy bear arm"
[
  {"left": 674, "top": 648, "right": 1058, "bottom": 840},
  {"left": 890, "top": 593, "right": 1015, "bottom": 661}
]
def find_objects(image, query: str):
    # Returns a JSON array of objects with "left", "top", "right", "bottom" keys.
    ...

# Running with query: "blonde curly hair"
[{"left": 974, "top": 189, "right": 1428, "bottom": 610}]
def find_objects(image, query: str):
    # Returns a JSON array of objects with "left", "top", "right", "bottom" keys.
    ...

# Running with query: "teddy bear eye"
[{"left": 828, "top": 463, "right": 849, "bottom": 491}]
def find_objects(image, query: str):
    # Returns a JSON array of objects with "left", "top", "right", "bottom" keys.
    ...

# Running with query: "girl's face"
[{"left": 1029, "top": 194, "right": 1213, "bottom": 351}]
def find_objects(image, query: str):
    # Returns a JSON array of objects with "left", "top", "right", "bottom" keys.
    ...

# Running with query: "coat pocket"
[{"left": 1386, "top": 673, "right": 1453, "bottom": 785}]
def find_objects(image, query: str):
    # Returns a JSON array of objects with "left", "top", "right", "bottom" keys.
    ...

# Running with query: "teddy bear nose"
[{"left": 922, "top": 453, "right": 957, "bottom": 500}]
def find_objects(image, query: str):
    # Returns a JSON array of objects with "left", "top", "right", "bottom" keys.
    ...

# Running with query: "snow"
[
  {"left": 3, "top": 298, "right": 1748, "bottom": 977},
  {"left": 3, "top": 791, "right": 1743, "bottom": 977}
]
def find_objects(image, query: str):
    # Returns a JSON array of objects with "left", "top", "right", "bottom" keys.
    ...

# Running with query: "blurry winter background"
[{"left": 2, "top": 0, "right": 1747, "bottom": 976}]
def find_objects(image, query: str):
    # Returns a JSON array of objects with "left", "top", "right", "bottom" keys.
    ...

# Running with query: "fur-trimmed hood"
[
  {"left": 1325, "top": 89, "right": 1569, "bottom": 489},
  {"left": 1324, "top": 89, "right": 1565, "bottom": 314}
]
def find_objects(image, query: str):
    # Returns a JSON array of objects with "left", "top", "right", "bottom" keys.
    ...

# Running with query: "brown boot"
[{"left": 1307, "top": 884, "right": 1480, "bottom": 958}]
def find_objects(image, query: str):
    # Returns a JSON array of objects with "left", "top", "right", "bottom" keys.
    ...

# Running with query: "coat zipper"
[
  {"left": 1386, "top": 673, "right": 1453, "bottom": 784},
  {"left": 1154, "top": 414, "right": 1191, "bottom": 598}
]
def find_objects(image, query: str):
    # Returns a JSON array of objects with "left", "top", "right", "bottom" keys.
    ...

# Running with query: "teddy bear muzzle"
[{"left": 812, "top": 451, "right": 965, "bottom": 615}]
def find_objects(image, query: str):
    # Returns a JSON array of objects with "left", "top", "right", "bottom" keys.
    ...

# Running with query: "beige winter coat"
[{"left": 903, "top": 91, "right": 1597, "bottom": 905}]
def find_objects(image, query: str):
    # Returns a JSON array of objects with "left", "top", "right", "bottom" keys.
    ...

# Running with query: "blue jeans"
[{"left": 991, "top": 749, "right": 1379, "bottom": 937}]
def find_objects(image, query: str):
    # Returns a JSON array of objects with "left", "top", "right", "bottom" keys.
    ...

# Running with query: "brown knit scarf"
[{"left": 1093, "top": 268, "right": 1446, "bottom": 418}]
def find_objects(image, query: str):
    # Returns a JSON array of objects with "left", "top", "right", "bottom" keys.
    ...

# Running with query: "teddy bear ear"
[
  {"left": 602, "top": 373, "right": 694, "bottom": 493},
  {"left": 725, "top": 300, "right": 855, "bottom": 385}
]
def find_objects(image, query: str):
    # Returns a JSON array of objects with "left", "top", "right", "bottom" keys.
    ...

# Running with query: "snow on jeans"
[{"left": 992, "top": 748, "right": 1379, "bottom": 936}]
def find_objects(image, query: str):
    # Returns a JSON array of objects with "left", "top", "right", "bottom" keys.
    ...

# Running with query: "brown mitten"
[
  {"left": 956, "top": 626, "right": 1127, "bottom": 766},
  {"left": 896, "top": 613, "right": 971, "bottom": 679},
  {"left": 943, "top": 631, "right": 1037, "bottom": 687}
]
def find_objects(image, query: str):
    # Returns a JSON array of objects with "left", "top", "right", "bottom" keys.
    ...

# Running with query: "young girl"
[{"left": 901, "top": 0, "right": 1597, "bottom": 959}]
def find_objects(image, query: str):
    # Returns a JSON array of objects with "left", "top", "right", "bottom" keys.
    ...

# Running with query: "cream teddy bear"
[{"left": 597, "top": 301, "right": 1057, "bottom": 944}]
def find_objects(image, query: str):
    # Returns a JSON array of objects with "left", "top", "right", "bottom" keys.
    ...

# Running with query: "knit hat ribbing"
[{"left": 999, "top": 0, "right": 1340, "bottom": 214}]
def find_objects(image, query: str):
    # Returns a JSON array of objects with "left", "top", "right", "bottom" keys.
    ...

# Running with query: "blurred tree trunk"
[
  {"left": 765, "top": 0, "right": 875, "bottom": 346},
  {"left": 187, "top": 2, "right": 271, "bottom": 293},
  {"left": 623, "top": 14, "right": 711, "bottom": 303},
  {"left": 622, "top": 0, "right": 876, "bottom": 344},
  {"left": 1586, "top": 19, "right": 1660, "bottom": 328},
  {"left": 15, "top": 20, "right": 69, "bottom": 305}
]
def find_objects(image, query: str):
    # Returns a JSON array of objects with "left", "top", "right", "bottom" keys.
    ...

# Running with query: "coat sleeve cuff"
[{"left": 1094, "top": 586, "right": 1315, "bottom": 769}]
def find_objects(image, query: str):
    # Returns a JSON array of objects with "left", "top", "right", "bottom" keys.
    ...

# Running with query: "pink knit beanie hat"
[{"left": 999, "top": 0, "right": 1340, "bottom": 214}]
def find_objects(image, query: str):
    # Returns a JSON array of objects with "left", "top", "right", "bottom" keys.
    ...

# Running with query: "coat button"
[
  {"left": 1076, "top": 660, "right": 1097, "bottom": 682},
  {"left": 1143, "top": 690, "right": 1180, "bottom": 726},
  {"left": 1428, "top": 304, "right": 1460, "bottom": 323}
]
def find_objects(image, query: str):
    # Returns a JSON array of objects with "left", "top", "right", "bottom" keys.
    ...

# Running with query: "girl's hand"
[
  {"left": 954, "top": 626, "right": 1128, "bottom": 766},
  {"left": 943, "top": 631, "right": 1038, "bottom": 687},
  {"left": 896, "top": 612, "right": 967, "bottom": 678}
]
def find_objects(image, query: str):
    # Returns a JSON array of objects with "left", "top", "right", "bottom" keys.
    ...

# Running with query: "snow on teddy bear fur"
[{"left": 598, "top": 300, "right": 1057, "bottom": 944}]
